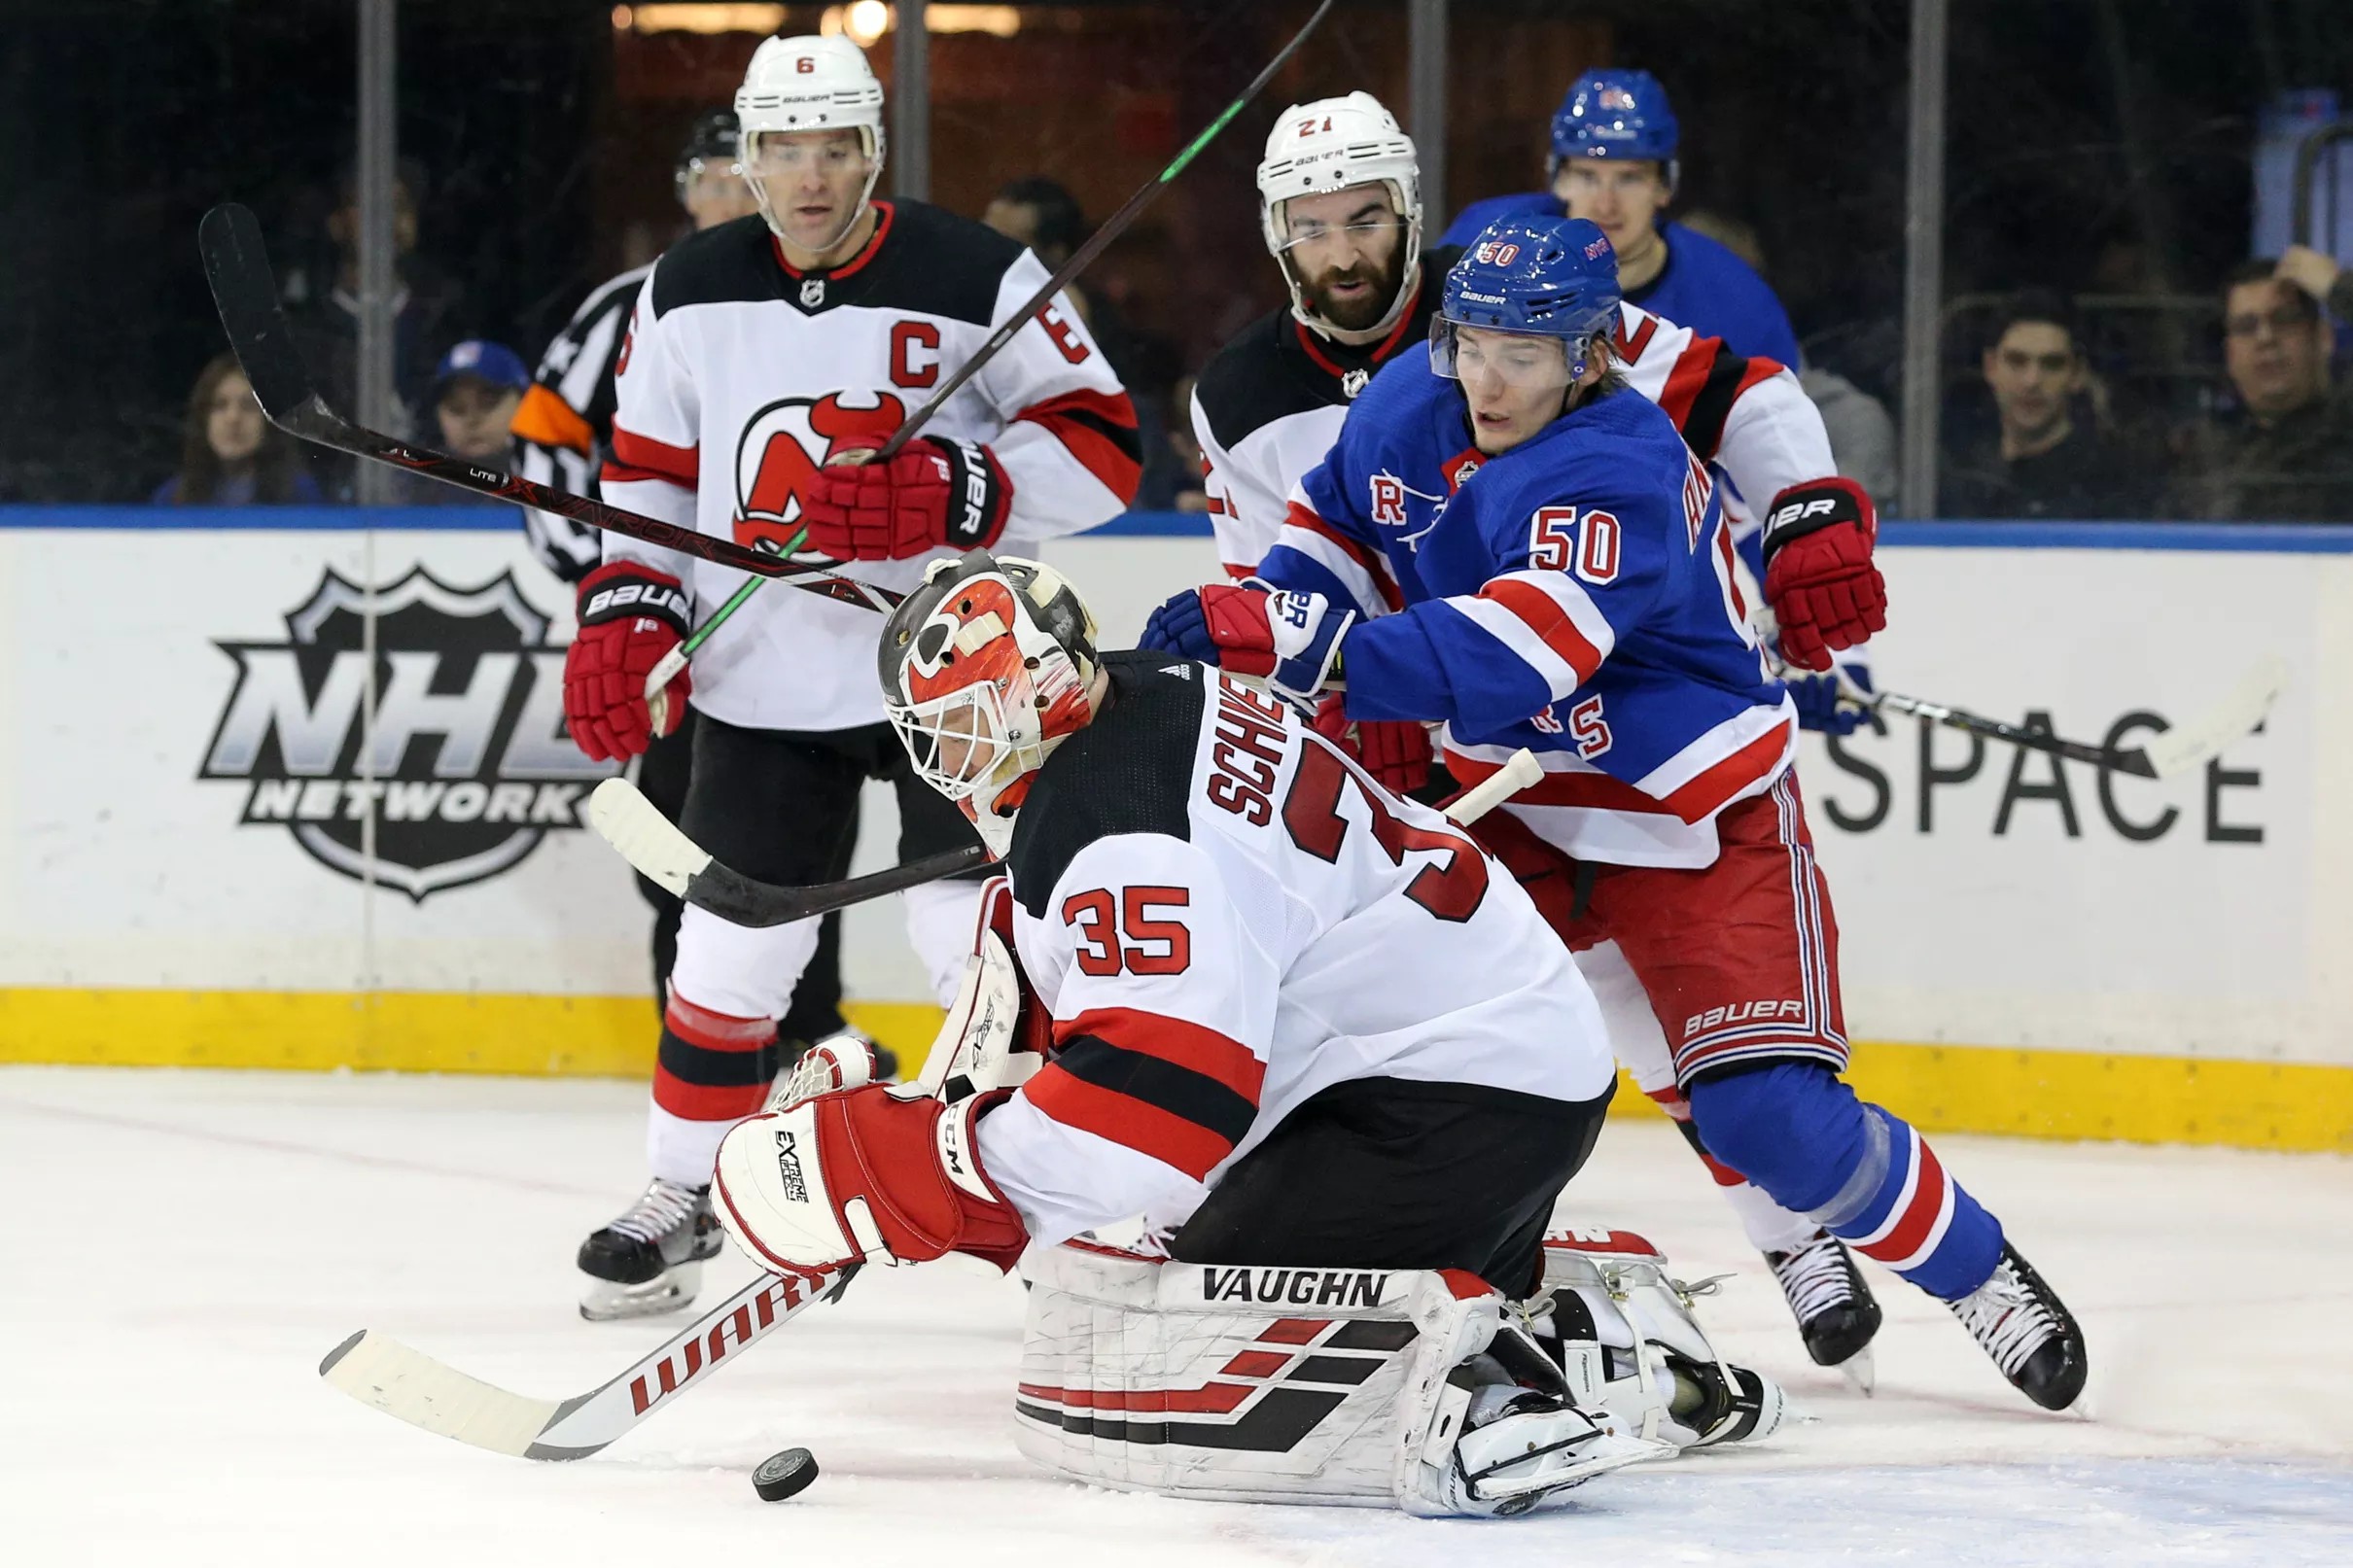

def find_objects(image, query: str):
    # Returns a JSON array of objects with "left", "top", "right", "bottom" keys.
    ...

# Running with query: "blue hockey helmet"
[
  {"left": 1431, "top": 216, "right": 1622, "bottom": 382},
  {"left": 1550, "top": 69, "right": 1679, "bottom": 185}
]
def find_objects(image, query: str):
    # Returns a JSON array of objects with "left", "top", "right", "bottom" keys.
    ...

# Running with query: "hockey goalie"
[{"left": 706, "top": 551, "right": 1784, "bottom": 1516}]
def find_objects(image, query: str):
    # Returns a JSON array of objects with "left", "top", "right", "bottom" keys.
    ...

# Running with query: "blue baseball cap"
[{"left": 432, "top": 339, "right": 530, "bottom": 395}]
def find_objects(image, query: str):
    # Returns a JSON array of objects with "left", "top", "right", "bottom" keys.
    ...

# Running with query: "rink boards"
[{"left": 1, "top": 506, "right": 2347, "bottom": 1152}]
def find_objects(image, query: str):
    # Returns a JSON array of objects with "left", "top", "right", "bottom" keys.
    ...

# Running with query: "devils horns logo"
[
  {"left": 199, "top": 567, "right": 612, "bottom": 900},
  {"left": 734, "top": 392, "right": 906, "bottom": 551}
]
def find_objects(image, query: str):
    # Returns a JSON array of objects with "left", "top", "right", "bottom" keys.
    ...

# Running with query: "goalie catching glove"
[
  {"left": 800, "top": 437, "right": 1014, "bottom": 562},
  {"left": 563, "top": 561, "right": 692, "bottom": 762},
  {"left": 1139, "top": 582, "right": 1352, "bottom": 706},
  {"left": 1759, "top": 476, "right": 1885, "bottom": 672}
]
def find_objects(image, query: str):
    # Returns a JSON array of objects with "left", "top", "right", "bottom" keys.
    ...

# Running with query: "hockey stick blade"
[
  {"left": 196, "top": 203, "right": 899, "bottom": 614},
  {"left": 584, "top": 778, "right": 711, "bottom": 895},
  {"left": 2136, "top": 653, "right": 2289, "bottom": 779},
  {"left": 318, "top": 1265, "right": 854, "bottom": 1461},
  {"left": 585, "top": 778, "right": 990, "bottom": 924}
]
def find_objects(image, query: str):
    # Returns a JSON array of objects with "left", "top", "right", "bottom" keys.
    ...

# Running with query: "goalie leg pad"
[{"left": 1528, "top": 1229, "right": 1789, "bottom": 1450}]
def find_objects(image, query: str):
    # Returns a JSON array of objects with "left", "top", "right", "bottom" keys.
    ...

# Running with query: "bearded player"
[
  {"left": 707, "top": 550, "right": 1795, "bottom": 1514},
  {"left": 561, "top": 35, "right": 1140, "bottom": 1320},
  {"left": 1189, "top": 89, "right": 1894, "bottom": 1385},
  {"left": 1141, "top": 220, "right": 2089, "bottom": 1413}
]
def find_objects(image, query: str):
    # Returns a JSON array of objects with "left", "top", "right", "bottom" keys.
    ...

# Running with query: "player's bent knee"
[{"left": 1684, "top": 1061, "right": 1869, "bottom": 1213}]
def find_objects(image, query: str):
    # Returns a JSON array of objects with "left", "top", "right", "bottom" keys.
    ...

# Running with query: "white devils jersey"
[
  {"left": 1191, "top": 252, "right": 1454, "bottom": 580},
  {"left": 972, "top": 653, "right": 1617, "bottom": 1248},
  {"left": 1600, "top": 301, "right": 1832, "bottom": 553},
  {"left": 603, "top": 202, "right": 1141, "bottom": 732}
]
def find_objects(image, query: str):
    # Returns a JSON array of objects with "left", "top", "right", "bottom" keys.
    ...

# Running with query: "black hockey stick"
[
  {"left": 1858, "top": 655, "right": 2288, "bottom": 780},
  {"left": 584, "top": 778, "right": 988, "bottom": 925},
  {"left": 194, "top": 202, "right": 903, "bottom": 616}
]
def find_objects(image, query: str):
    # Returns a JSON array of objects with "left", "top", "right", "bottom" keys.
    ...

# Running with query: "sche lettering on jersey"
[{"left": 1205, "top": 676, "right": 1292, "bottom": 825}]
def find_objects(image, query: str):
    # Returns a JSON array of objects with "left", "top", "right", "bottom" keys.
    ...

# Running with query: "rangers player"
[
  {"left": 1189, "top": 90, "right": 1894, "bottom": 1380},
  {"left": 561, "top": 35, "right": 1140, "bottom": 1319},
  {"left": 1441, "top": 69, "right": 1800, "bottom": 367},
  {"left": 1141, "top": 220, "right": 2089, "bottom": 1413},
  {"left": 707, "top": 550, "right": 1786, "bottom": 1515}
]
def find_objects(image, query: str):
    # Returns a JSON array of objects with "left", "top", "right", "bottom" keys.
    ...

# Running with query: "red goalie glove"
[
  {"left": 563, "top": 561, "right": 691, "bottom": 762},
  {"left": 799, "top": 437, "right": 1013, "bottom": 562},
  {"left": 1759, "top": 477, "right": 1886, "bottom": 672},
  {"left": 712, "top": 1084, "right": 1029, "bottom": 1279},
  {"left": 1312, "top": 695, "right": 1433, "bottom": 797}
]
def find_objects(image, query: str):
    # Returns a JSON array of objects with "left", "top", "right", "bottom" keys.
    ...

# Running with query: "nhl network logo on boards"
[{"left": 198, "top": 566, "right": 611, "bottom": 900}]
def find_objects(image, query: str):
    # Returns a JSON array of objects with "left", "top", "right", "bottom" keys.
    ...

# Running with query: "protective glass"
[
  {"left": 1428, "top": 318, "right": 1579, "bottom": 390},
  {"left": 743, "top": 130, "right": 874, "bottom": 185}
]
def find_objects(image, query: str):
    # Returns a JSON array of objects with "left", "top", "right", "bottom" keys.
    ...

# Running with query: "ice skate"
[
  {"left": 1766, "top": 1229, "right": 1882, "bottom": 1392},
  {"left": 1946, "top": 1242, "right": 2088, "bottom": 1411},
  {"left": 576, "top": 1177, "right": 723, "bottom": 1321}
]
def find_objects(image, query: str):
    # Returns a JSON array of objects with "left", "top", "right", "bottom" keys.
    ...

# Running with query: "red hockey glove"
[
  {"left": 1312, "top": 694, "right": 1433, "bottom": 796},
  {"left": 799, "top": 437, "right": 1013, "bottom": 562},
  {"left": 1760, "top": 477, "right": 1885, "bottom": 671},
  {"left": 563, "top": 561, "right": 691, "bottom": 762},
  {"left": 712, "top": 1085, "right": 1028, "bottom": 1279},
  {"left": 1140, "top": 583, "right": 1353, "bottom": 705}
]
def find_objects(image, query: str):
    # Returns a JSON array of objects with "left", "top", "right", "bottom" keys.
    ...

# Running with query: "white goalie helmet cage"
[
  {"left": 735, "top": 34, "right": 888, "bottom": 246},
  {"left": 1256, "top": 91, "right": 1424, "bottom": 339}
]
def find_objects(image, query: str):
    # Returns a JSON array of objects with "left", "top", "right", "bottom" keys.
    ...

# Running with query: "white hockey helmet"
[
  {"left": 1256, "top": 91, "right": 1423, "bottom": 340},
  {"left": 735, "top": 35, "right": 887, "bottom": 247}
]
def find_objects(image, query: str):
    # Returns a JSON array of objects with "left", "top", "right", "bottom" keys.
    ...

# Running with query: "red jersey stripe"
[
  {"left": 1023, "top": 1062, "right": 1236, "bottom": 1180},
  {"left": 610, "top": 425, "right": 699, "bottom": 486},
  {"left": 1655, "top": 335, "right": 1720, "bottom": 430},
  {"left": 1015, "top": 387, "right": 1142, "bottom": 504},
  {"left": 1656, "top": 723, "right": 1792, "bottom": 822},
  {"left": 1477, "top": 577, "right": 1605, "bottom": 684},
  {"left": 1282, "top": 501, "right": 1404, "bottom": 611},
  {"left": 1058, "top": 1006, "right": 1268, "bottom": 1105}
]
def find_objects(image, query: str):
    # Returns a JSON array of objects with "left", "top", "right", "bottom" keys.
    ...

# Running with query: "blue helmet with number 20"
[{"left": 1430, "top": 217, "right": 1622, "bottom": 381}]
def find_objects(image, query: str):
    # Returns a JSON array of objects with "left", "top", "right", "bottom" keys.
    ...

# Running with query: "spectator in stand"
[
  {"left": 404, "top": 339, "right": 529, "bottom": 503},
  {"left": 2169, "top": 262, "right": 2353, "bottom": 522},
  {"left": 2277, "top": 244, "right": 2353, "bottom": 329},
  {"left": 283, "top": 158, "right": 464, "bottom": 445},
  {"left": 151, "top": 353, "right": 324, "bottom": 505},
  {"left": 1441, "top": 69, "right": 1800, "bottom": 366},
  {"left": 1944, "top": 292, "right": 2140, "bottom": 519},
  {"left": 1164, "top": 371, "right": 1210, "bottom": 514}
]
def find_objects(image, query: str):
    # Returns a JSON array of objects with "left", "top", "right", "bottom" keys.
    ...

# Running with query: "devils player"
[
  {"left": 1141, "top": 220, "right": 2089, "bottom": 1412},
  {"left": 1187, "top": 89, "right": 1892, "bottom": 1380},
  {"left": 561, "top": 36, "right": 1140, "bottom": 1319},
  {"left": 707, "top": 551, "right": 1802, "bottom": 1514}
]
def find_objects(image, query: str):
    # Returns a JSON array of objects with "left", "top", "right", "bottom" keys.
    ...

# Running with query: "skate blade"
[
  {"left": 1835, "top": 1345, "right": 1877, "bottom": 1397},
  {"left": 579, "top": 1259, "right": 704, "bottom": 1322},
  {"left": 1486, "top": 1433, "right": 1672, "bottom": 1510}
]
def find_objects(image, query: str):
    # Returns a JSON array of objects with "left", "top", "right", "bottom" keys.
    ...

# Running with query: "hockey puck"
[{"left": 752, "top": 1446, "right": 819, "bottom": 1502}]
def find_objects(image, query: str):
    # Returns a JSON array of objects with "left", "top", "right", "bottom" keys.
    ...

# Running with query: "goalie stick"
[
  {"left": 1855, "top": 654, "right": 2288, "bottom": 780},
  {"left": 194, "top": 202, "right": 902, "bottom": 617},
  {"left": 319, "top": 1264, "right": 857, "bottom": 1461},
  {"left": 584, "top": 747, "right": 1544, "bottom": 928},
  {"left": 318, "top": 747, "right": 1540, "bottom": 1464}
]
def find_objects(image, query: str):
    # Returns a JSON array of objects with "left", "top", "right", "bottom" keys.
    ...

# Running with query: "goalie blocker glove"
[
  {"left": 1758, "top": 476, "right": 1886, "bottom": 672},
  {"left": 563, "top": 561, "right": 692, "bottom": 761},
  {"left": 712, "top": 1083, "right": 1029, "bottom": 1279},
  {"left": 800, "top": 437, "right": 1015, "bottom": 563}
]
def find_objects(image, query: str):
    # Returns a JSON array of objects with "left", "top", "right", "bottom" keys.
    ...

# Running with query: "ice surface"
[{"left": 3, "top": 1066, "right": 2347, "bottom": 1565}]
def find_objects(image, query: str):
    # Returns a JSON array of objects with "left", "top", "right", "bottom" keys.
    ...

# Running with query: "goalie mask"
[
  {"left": 1256, "top": 91, "right": 1423, "bottom": 342},
  {"left": 880, "top": 550, "right": 1102, "bottom": 856}
]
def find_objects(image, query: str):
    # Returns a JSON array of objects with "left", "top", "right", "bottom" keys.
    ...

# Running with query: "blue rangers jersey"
[
  {"left": 1440, "top": 201, "right": 1801, "bottom": 369},
  {"left": 1260, "top": 345, "right": 1796, "bottom": 869}
]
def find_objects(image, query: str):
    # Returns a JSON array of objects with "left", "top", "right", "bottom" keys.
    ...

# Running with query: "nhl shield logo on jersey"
[
  {"left": 735, "top": 391, "right": 908, "bottom": 550},
  {"left": 799, "top": 275, "right": 826, "bottom": 309},
  {"left": 199, "top": 567, "right": 610, "bottom": 900},
  {"left": 1341, "top": 367, "right": 1370, "bottom": 400}
]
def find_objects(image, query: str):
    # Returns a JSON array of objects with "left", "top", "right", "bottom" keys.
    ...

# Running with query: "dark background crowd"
[{"left": 4, "top": 0, "right": 2351, "bottom": 521}]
